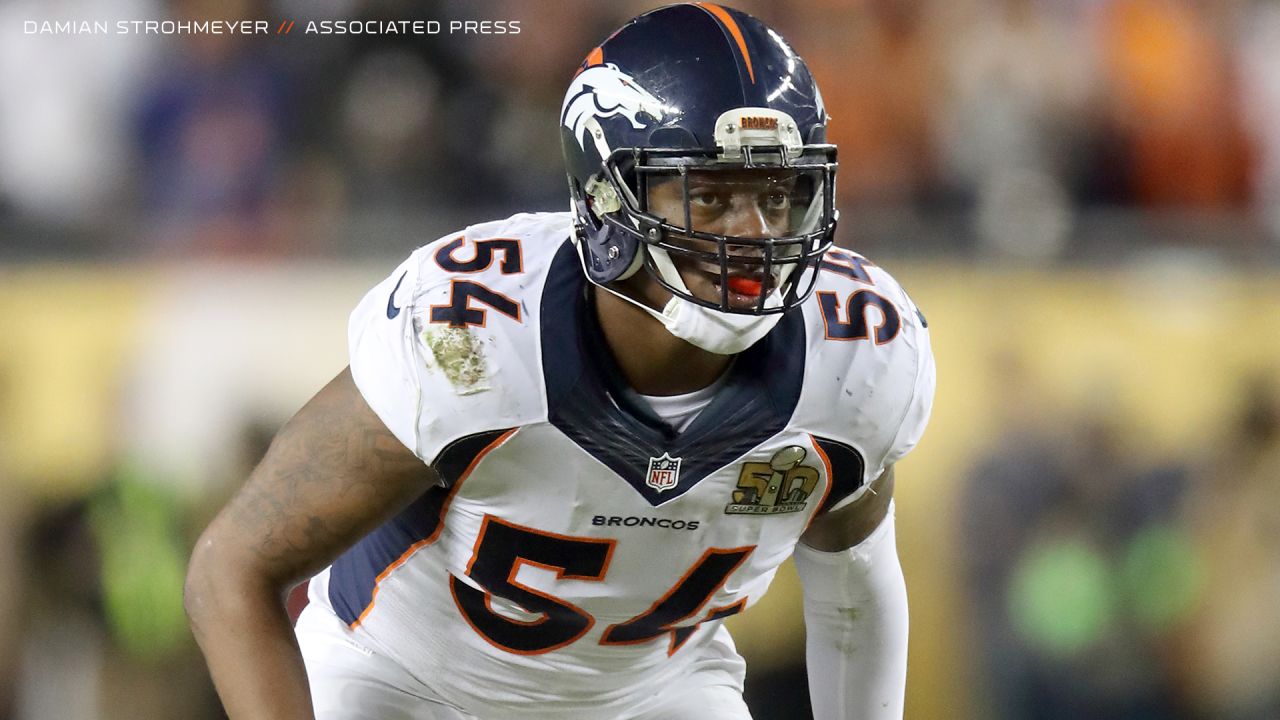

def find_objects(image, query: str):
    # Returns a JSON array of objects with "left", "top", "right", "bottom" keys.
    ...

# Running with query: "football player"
[{"left": 185, "top": 5, "right": 934, "bottom": 719}]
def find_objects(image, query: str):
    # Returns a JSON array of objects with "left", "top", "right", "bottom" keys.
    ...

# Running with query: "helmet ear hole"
[{"left": 568, "top": 177, "right": 600, "bottom": 231}]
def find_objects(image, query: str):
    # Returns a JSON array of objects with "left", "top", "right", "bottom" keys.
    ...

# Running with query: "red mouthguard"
[{"left": 727, "top": 277, "right": 763, "bottom": 296}]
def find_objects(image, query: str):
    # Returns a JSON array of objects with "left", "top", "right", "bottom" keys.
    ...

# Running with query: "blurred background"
[{"left": 1, "top": 0, "right": 1278, "bottom": 718}]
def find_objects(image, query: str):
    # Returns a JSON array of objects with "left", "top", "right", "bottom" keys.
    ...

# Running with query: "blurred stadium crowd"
[
  {"left": 1, "top": 0, "right": 1278, "bottom": 719},
  {"left": 4, "top": 0, "right": 1280, "bottom": 261}
]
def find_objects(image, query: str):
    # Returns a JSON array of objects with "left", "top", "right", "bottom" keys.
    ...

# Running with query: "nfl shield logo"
[{"left": 646, "top": 452, "right": 682, "bottom": 492}]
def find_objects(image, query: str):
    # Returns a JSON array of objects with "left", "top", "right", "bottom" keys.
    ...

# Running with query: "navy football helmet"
[{"left": 561, "top": 3, "right": 837, "bottom": 315}]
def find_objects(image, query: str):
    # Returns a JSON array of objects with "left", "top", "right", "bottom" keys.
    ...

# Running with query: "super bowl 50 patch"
[{"left": 725, "top": 446, "right": 818, "bottom": 515}]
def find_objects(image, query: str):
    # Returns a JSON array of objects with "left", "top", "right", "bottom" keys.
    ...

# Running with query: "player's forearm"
[
  {"left": 185, "top": 543, "right": 315, "bottom": 719},
  {"left": 795, "top": 508, "right": 909, "bottom": 720}
]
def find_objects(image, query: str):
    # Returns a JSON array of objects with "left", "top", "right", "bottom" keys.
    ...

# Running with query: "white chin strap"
[
  {"left": 620, "top": 246, "right": 783, "bottom": 355},
  {"left": 656, "top": 295, "right": 782, "bottom": 354}
]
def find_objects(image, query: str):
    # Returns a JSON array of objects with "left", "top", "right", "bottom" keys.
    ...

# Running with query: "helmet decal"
[
  {"left": 696, "top": 3, "right": 755, "bottom": 84},
  {"left": 562, "top": 63, "right": 668, "bottom": 152}
]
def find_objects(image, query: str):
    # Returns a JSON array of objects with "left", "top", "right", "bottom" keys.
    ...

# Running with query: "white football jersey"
[{"left": 307, "top": 211, "right": 934, "bottom": 719}]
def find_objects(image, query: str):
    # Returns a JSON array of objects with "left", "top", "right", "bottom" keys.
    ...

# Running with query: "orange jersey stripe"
[
  {"left": 697, "top": 3, "right": 755, "bottom": 84},
  {"left": 804, "top": 434, "right": 835, "bottom": 531}
]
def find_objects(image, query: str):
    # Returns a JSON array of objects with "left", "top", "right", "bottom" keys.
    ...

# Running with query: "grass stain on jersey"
[{"left": 423, "top": 327, "right": 490, "bottom": 394}]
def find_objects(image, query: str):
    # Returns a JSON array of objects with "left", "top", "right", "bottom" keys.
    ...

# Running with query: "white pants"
[{"left": 295, "top": 604, "right": 753, "bottom": 720}]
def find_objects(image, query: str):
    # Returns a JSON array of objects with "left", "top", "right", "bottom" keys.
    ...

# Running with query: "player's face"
[{"left": 646, "top": 169, "right": 801, "bottom": 310}]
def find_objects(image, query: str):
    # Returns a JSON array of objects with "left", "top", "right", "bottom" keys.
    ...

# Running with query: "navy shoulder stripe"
[{"left": 812, "top": 436, "right": 866, "bottom": 514}]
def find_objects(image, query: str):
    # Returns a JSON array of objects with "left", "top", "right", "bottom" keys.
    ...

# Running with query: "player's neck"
[{"left": 591, "top": 286, "right": 734, "bottom": 396}]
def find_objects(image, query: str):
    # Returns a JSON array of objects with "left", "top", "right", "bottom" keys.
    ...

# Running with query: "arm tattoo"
[{"left": 223, "top": 371, "right": 433, "bottom": 580}]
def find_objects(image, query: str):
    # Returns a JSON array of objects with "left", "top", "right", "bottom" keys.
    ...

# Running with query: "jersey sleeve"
[
  {"left": 814, "top": 266, "right": 936, "bottom": 514},
  {"left": 348, "top": 253, "right": 430, "bottom": 458},
  {"left": 883, "top": 313, "right": 935, "bottom": 468},
  {"left": 347, "top": 214, "right": 563, "bottom": 466}
]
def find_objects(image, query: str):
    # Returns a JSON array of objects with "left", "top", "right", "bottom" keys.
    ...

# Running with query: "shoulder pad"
[{"left": 348, "top": 212, "right": 573, "bottom": 463}]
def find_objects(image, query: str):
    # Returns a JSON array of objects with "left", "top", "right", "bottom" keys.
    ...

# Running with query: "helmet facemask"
[{"left": 588, "top": 111, "right": 837, "bottom": 317}]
